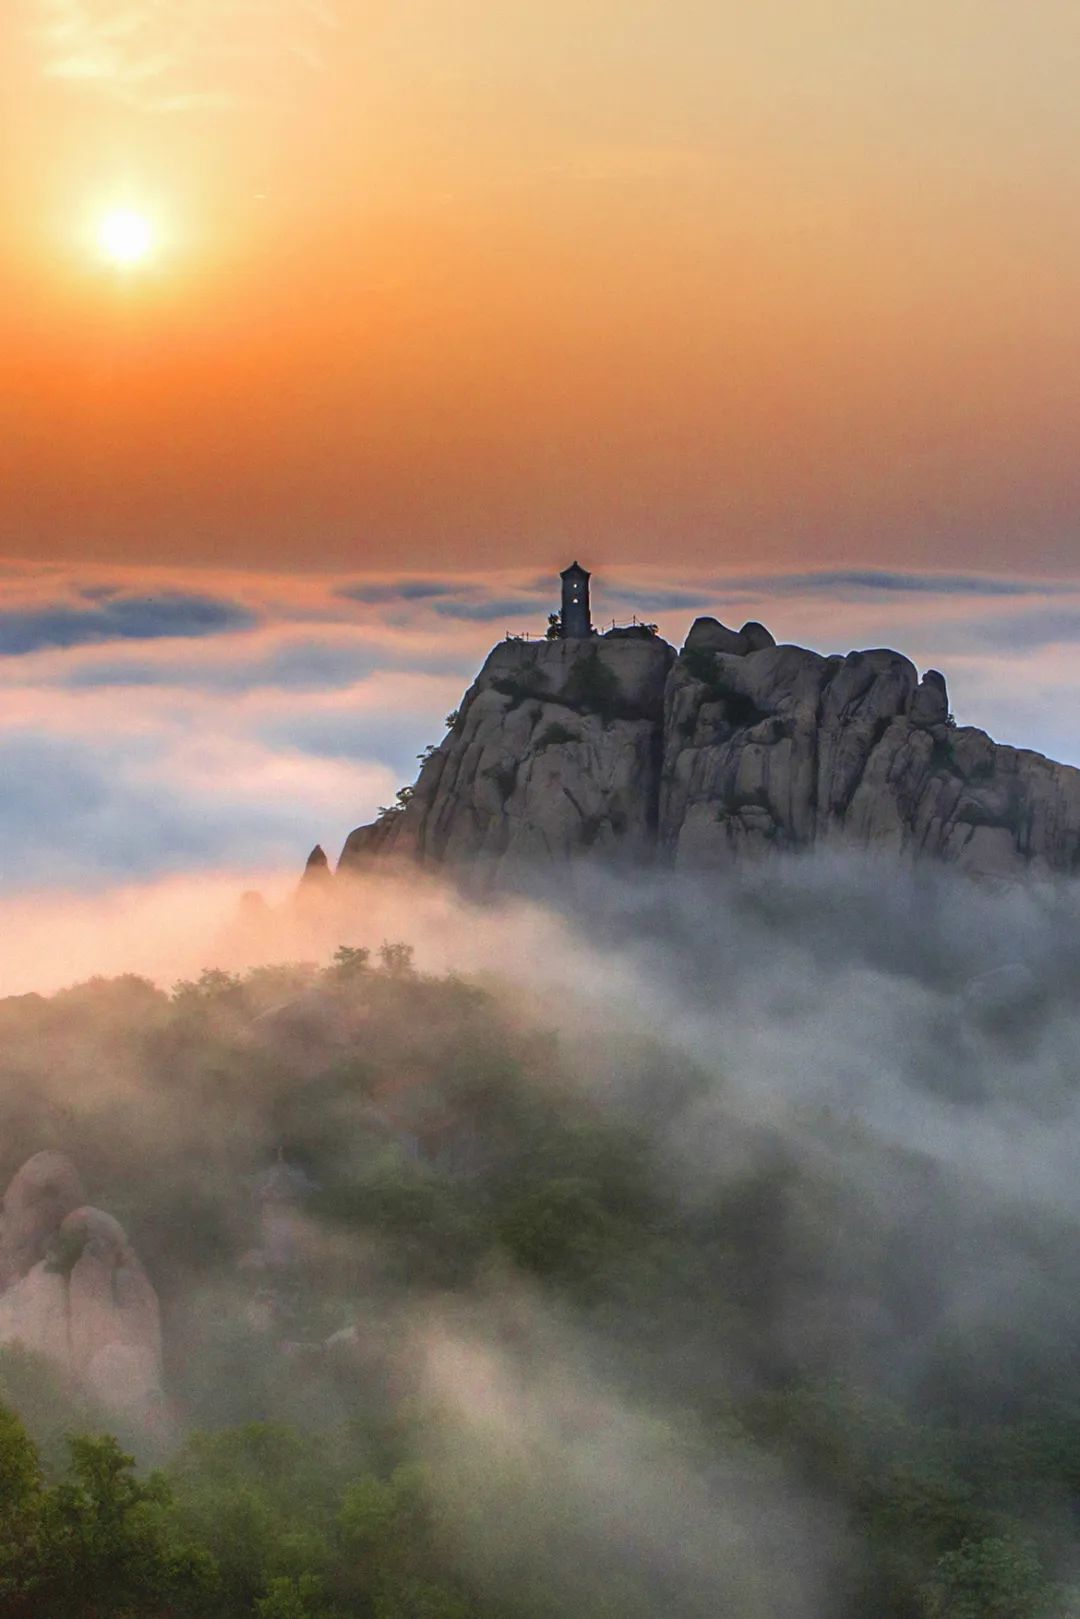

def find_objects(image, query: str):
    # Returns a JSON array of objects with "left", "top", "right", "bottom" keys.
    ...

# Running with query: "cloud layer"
[
  {"left": 0, "top": 588, "right": 255, "bottom": 655},
  {"left": 0, "top": 558, "right": 1078, "bottom": 900}
]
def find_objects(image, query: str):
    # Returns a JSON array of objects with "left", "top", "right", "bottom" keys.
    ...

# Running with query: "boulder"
[
  {"left": 0, "top": 1159, "right": 165, "bottom": 1427},
  {"left": 662, "top": 639, "right": 1080, "bottom": 876},
  {"left": 84, "top": 1342, "right": 165, "bottom": 1426},
  {"left": 908, "top": 670, "right": 950, "bottom": 728},
  {"left": 63, "top": 1207, "right": 163, "bottom": 1399},
  {"left": 739, "top": 621, "right": 777, "bottom": 652},
  {"left": 684, "top": 617, "right": 749, "bottom": 656},
  {"left": 0, "top": 1151, "right": 85, "bottom": 1287},
  {"left": 0, "top": 1263, "right": 70, "bottom": 1366}
]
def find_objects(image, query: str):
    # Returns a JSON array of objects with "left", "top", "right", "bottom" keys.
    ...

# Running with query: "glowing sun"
[{"left": 97, "top": 209, "right": 154, "bottom": 268}]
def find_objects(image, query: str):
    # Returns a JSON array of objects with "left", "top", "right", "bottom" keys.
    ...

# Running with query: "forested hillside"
[{"left": 1, "top": 870, "right": 1080, "bottom": 1617}]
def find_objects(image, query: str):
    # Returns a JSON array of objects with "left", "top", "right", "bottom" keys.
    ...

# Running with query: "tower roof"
[{"left": 560, "top": 560, "right": 590, "bottom": 581}]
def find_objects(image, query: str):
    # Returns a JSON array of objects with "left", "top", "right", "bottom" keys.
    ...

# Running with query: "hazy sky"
[{"left": 4, "top": 1, "right": 1080, "bottom": 574}]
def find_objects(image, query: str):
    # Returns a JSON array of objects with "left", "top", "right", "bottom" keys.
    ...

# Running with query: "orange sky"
[{"left": 4, "top": 1, "right": 1080, "bottom": 575}]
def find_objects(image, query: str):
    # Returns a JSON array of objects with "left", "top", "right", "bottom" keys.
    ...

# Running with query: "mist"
[{"left": 2, "top": 854, "right": 1080, "bottom": 1616}]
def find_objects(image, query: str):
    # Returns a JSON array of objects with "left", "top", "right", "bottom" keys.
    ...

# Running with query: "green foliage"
[
  {"left": 378, "top": 941, "right": 415, "bottom": 976},
  {"left": 0, "top": 1402, "right": 42, "bottom": 1505},
  {"left": 680, "top": 645, "right": 722, "bottom": 689},
  {"left": 0, "top": 1403, "right": 43, "bottom": 1616},
  {"left": 930, "top": 734, "right": 965, "bottom": 778},
  {"left": 378, "top": 785, "right": 415, "bottom": 820},
  {"left": 172, "top": 967, "right": 245, "bottom": 1012},
  {"left": 495, "top": 1177, "right": 623, "bottom": 1288},
  {"left": 243, "top": 964, "right": 320, "bottom": 1010},
  {"left": 920, "top": 1534, "right": 1053, "bottom": 1619},
  {"left": 375, "top": 1578, "right": 474, "bottom": 1619},
  {"left": 7, "top": 952, "right": 1080, "bottom": 1616},
  {"left": 170, "top": 1425, "right": 332, "bottom": 1613},
  {"left": 560, "top": 647, "right": 624, "bottom": 720},
  {"left": 36, "top": 1431, "right": 217, "bottom": 1619},
  {"left": 331, "top": 945, "right": 370, "bottom": 979},
  {"left": 491, "top": 660, "right": 549, "bottom": 707},
  {"left": 255, "top": 1573, "right": 337, "bottom": 1619},
  {"left": 680, "top": 648, "right": 770, "bottom": 727},
  {"left": 338, "top": 1466, "right": 474, "bottom": 1618}
]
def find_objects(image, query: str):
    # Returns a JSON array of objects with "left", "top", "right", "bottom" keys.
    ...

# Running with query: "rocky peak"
[
  {"left": 684, "top": 616, "right": 778, "bottom": 656},
  {"left": 333, "top": 615, "right": 1080, "bottom": 883},
  {"left": 301, "top": 845, "right": 331, "bottom": 884},
  {"left": 340, "top": 629, "right": 675, "bottom": 877}
]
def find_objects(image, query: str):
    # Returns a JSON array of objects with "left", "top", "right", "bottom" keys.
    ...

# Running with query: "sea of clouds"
[
  {"left": 2, "top": 561, "right": 1080, "bottom": 1604},
  {"left": 0, "top": 555, "right": 1078, "bottom": 969}
]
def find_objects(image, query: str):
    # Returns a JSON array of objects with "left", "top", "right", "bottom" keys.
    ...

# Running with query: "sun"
[{"left": 97, "top": 209, "right": 155, "bottom": 268}]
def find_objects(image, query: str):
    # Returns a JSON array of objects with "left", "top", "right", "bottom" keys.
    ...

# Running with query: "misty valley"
[
  {"left": 0, "top": 863, "right": 1079, "bottom": 1617},
  {"left": 10, "top": 0, "right": 1080, "bottom": 1607}
]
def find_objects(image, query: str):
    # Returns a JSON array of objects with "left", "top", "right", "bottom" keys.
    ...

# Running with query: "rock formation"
[
  {"left": 300, "top": 844, "right": 332, "bottom": 888},
  {"left": 0, "top": 1150, "right": 85, "bottom": 1290},
  {"left": 342, "top": 628, "right": 674, "bottom": 874},
  {"left": 0, "top": 1151, "right": 165, "bottom": 1426},
  {"left": 336, "top": 618, "right": 1080, "bottom": 883}
]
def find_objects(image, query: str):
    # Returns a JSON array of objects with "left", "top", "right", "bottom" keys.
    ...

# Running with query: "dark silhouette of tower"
[{"left": 560, "top": 561, "right": 592, "bottom": 638}]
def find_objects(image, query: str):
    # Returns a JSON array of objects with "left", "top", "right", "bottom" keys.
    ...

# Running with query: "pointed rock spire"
[{"left": 300, "top": 844, "right": 332, "bottom": 885}]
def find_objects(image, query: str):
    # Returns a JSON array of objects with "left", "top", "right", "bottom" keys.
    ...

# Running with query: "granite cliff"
[{"left": 337, "top": 617, "right": 1080, "bottom": 882}]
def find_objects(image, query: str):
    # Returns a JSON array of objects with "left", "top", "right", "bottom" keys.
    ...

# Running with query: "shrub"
[
  {"left": 332, "top": 946, "right": 371, "bottom": 979},
  {"left": 491, "top": 661, "right": 549, "bottom": 707},
  {"left": 561, "top": 649, "right": 624, "bottom": 721},
  {"left": 378, "top": 786, "right": 415, "bottom": 820},
  {"left": 378, "top": 942, "right": 415, "bottom": 976},
  {"left": 920, "top": 1535, "right": 1052, "bottom": 1619},
  {"left": 681, "top": 648, "right": 770, "bottom": 728}
]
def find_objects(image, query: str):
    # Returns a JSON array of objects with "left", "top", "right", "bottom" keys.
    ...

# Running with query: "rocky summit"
[{"left": 338, "top": 613, "right": 1080, "bottom": 883}]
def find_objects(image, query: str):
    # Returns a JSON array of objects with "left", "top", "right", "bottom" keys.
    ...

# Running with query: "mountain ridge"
[{"left": 334, "top": 615, "right": 1080, "bottom": 882}]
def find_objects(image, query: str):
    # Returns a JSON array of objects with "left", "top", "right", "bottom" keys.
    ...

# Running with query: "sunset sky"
[
  {"left": 6, "top": 0, "right": 1080, "bottom": 573},
  {"left": 2, "top": 2, "right": 1079, "bottom": 917}
]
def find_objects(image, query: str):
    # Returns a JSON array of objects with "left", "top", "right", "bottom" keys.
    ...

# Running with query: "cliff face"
[
  {"left": 342, "top": 631, "right": 675, "bottom": 875},
  {"left": 338, "top": 619, "right": 1080, "bottom": 882}
]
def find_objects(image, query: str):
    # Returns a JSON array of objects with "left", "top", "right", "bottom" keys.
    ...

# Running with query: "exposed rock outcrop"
[
  {"left": 0, "top": 1150, "right": 85, "bottom": 1289},
  {"left": 341, "top": 632, "right": 675, "bottom": 876},
  {"left": 300, "top": 845, "right": 332, "bottom": 887},
  {"left": 336, "top": 621, "right": 1080, "bottom": 883},
  {"left": 0, "top": 1152, "right": 165, "bottom": 1425}
]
